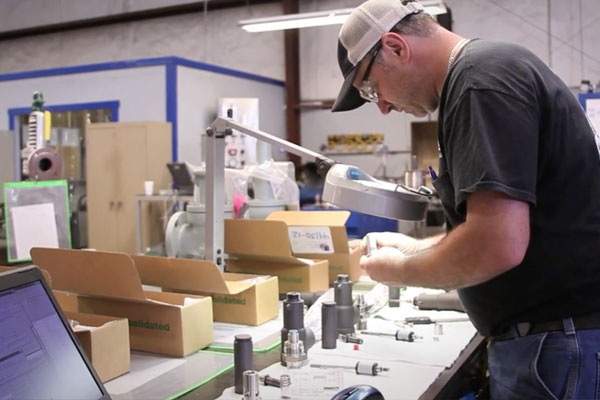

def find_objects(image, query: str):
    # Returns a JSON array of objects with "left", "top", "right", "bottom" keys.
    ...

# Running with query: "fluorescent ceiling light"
[
  {"left": 240, "top": 9, "right": 353, "bottom": 32},
  {"left": 239, "top": 1, "right": 447, "bottom": 33}
]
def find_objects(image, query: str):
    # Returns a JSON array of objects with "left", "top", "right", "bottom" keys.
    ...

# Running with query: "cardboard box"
[
  {"left": 266, "top": 211, "right": 363, "bottom": 282},
  {"left": 30, "top": 248, "right": 214, "bottom": 357},
  {"left": 130, "top": 255, "right": 279, "bottom": 326},
  {"left": 225, "top": 219, "right": 330, "bottom": 293},
  {"left": 65, "top": 311, "right": 130, "bottom": 382}
]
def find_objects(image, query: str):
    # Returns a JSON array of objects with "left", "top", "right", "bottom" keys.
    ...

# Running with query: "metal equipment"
[
  {"left": 242, "top": 370, "right": 261, "bottom": 400},
  {"left": 339, "top": 334, "right": 363, "bottom": 344},
  {"left": 283, "top": 330, "right": 308, "bottom": 368},
  {"left": 403, "top": 316, "right": 470, "bottom": 325},
  {"left": 388, "top": 286, "right": 401, "bottom": 308},
  {"left": 258, "top": 374, "right": 280, "bottom": 388},
  {"left": 310, "top": 361, "right": 389, "bottom": 376},
  {"left": 356, "top": 293, "right": 368, "bottom": 331},
  {"left": 361, "top": 328, "right": 420, "bottom": 342},
  {"left": 21, "top": 92, "right": 63, "bottom": 181},
  {"left": 321, "top": 301, "right": 337, "bottom": 349},
  {"left": 334, "top": 274, "right": 355, "bottom": 335},
  {"left": 234, "top": 334, "right": 253, "bottom": 394},
  {"left": 413, "top": 291, "right": 465, "bottom": 313},
  {"left": 281, "top": 292, "right": 314, "bottom": 366},
  {"left": 205, "top": 117, "right": 431, "bottom": 270}
]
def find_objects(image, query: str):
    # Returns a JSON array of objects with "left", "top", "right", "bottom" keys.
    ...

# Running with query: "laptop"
[
  {"left": 0, "top": 266, "right": 110, "bottom": 400},
  {"left": 166, "top": 163, "right": 194, "bottom": 195}
]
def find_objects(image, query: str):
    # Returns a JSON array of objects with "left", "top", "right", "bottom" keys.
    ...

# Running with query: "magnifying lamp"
[{"left": 204, "top": 117, "right": 431, "bottom": 269}]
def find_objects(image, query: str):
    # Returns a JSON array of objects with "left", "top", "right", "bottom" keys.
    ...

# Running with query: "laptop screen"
[{"left": 0, "top": 279, "right": 106, "bottom": 399}]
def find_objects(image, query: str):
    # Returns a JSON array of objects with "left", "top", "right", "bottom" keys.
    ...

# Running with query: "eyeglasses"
[{"left": 357, "top": 44, "right": 381, "bottom": 103}]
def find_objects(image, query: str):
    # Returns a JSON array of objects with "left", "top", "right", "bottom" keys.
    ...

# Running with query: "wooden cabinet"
[{"left": 86, "top": 122, "right": 171, "bottom": 253}]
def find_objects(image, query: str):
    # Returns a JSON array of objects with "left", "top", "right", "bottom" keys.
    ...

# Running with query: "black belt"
[{"left": 491, "top": 312, "right": 600, "bottom": 342}]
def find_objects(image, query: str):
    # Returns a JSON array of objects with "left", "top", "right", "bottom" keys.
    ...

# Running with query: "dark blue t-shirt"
[{"left": 436, "top": 39, "right": 600, "bottom": 336}]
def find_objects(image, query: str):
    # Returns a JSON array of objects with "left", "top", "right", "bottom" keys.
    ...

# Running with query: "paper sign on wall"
[
  {"left": 288, "top": 226, "right": 334, "bottom": 254},
  {"left": 11, "top": 202, "right": 59, "bottom": 260}
]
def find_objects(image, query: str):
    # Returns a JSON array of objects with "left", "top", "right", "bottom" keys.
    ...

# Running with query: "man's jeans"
[{"left": 489, "top": 318, "right": 600, "bottom": 399}]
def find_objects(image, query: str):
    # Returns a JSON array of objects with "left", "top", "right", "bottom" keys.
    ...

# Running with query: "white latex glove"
[
  {"left": 360, "top": 231, "right": 420, "bottom": 256},
  {"left": 360, "top": 246, "right": 408, "bottom": 285}
]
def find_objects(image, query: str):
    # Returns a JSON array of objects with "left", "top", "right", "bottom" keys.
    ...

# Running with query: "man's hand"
[
  {"left": 359, "top": 246, "right": 407, "bottom": 285},
  {"left": 350, "top": 232, "right": 419, "bottom": 256}
]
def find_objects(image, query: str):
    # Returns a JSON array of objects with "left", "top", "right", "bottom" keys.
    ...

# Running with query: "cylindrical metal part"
[
  {"left": 321, "top": 302, "right": 337, "bottom": 349},
  {"left": 413, "top": 291, "right": 464, "bottom": 312},
  {"left": 395, "top": 329, "right": 416, "bottom": 342},
  {"left": 234, "top": 334, "right": 253, "bottom": 394},
  {"left": 334, "top": 274, "right": 355, "bottom": 334},
  {"left": 281, "top": 292, "right": 314, "bottom": 365},
  {"left": 356, "top": 361, "right": 378, "bottom": 376},
  {"left": 242, "top": 370, "right": 260, "bottom": 400},
  {"left": 339, "top": 334, "right": 363, "bottom": 344},
  {"left": 283, "top": 329, "right": 308, "bottom": 368},
  {"left": 280, "top": 374, "right": 291, "bottom": 399},
  {"left": 259, "top": 374, "right": 280, "bottom": 388},
  {"left": 388, "top": 286, "right": 401, "bottom": 308}
]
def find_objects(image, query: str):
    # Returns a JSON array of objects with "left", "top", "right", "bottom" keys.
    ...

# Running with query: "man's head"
[{"left": 332, "top": 0, "right": 440, "bottom": 115}]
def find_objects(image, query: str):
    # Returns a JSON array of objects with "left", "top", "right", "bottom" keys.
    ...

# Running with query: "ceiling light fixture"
[{"left": 239, "top": 1, "right": 447, "bottom": 33}]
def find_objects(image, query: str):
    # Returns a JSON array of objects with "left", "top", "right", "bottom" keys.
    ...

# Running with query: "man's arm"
[{"left": 360, "top": 191, "right": 530, "bottom": 290}]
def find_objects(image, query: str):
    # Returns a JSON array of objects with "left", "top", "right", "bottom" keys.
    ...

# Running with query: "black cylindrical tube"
[
  {"left": 234, "top": 334, "right": 253, "bottom": 394},
  {"left": 334, "top": 274, "right": 355, "bottom": 334},
  {"left": 281, "top": 292, "right": 314, "bottom": 364},
  {"left": 321, "top": 301, "right": 337, "bottom": 349}
]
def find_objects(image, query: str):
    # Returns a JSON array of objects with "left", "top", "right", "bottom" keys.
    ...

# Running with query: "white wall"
[
  {"left": 177, "top": 65, "right": 286, "bottom": 165},
  {"left": 0, "top": 66, "right": 166, "bottom": 129}
]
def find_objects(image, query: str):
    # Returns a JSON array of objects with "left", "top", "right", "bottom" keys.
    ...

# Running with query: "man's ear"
[{"left": 381, "top": 32, "right": 409, "bottom": 61}]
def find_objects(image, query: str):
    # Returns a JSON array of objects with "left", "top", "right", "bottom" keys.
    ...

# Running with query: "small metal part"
[
  {"left": 339, "top": 333, "right": 363, "bottom": 344},
  {"left": 280, "top": 374, "right": 291, "bottom": 399},
  {"left": 434, "top": 323, "right": 444, "bottom": 336},
  {"left": 283, "top": 329, "right": 308, "bottom": 368},
  {"left": 259, "top": 374, "right": 280, "bottom": 388},
  {"left": 242, "top": 370, "right": 260, "bottom": 400},
  {"left": 356, "top": 294, "right": 368, "bottom": 330},
  {"left": 310, "top": 361, "right": 389, "bottom": 376},
  {"left": 361, "top": 328, "right": 420, "bottom": 342},
  {"left": 365, "top": 233, "right": 378, "bottom": 256},
  {"left": 388, "top": 286, "right": 401, "bottom": 308}
]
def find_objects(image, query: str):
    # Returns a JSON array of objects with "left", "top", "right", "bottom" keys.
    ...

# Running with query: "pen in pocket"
[{"left": 428, "top": 165, "right": 438, "bottom": 181}]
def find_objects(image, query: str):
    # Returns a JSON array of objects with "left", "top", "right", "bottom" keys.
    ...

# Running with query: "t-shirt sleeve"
[{"left": 443, "top": 88, "right": 539, "bottom": 214}]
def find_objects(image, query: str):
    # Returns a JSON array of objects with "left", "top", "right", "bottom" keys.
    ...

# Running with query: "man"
[{"left": 333, "top": 0, "right": 600, "bottom": 398}]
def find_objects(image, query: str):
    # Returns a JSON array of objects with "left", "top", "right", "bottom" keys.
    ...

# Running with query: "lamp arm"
[{"left": 211, "top": 117, "right": 336, "bottom": 176}]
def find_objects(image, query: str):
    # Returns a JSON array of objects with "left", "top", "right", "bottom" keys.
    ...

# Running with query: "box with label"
[
  {"left": 30, "top": 248, "right": 213, "bottom": 357},
  {"left": 266, "top": 211, "right": 363, "bottom": 282},
  {"left": 130, "top": 255, "right": 279, "bottom": 326},
  {"left": 225, "top": 219, "right": 330, "bottom": 293},
  {"left": 65, "top": 311, "right": 130, "bottom": 382}
]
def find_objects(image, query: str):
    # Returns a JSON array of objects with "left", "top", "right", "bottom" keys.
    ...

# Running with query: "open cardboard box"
[
  {"left": 265, "top": 210, "right": 363, "bottom": 282},
  {"left": 225, "top": 219, "right": 330, "bottom": 293},
  {"left": 30, "top": 248, "right": 213, "bottom": 357},
  {"left": 65, "top": 311, "right": 130, "bottom": 382},
  {"left": 130, "top": 255, "right": 279, "bottom": 326}
]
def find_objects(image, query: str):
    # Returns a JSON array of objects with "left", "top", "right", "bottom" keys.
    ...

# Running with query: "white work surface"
[
  {"left": 210, "top": 303, "right": 284, "bottom": 351},
  {"left": 106, "top": 350, "right": 233, "bottom": 400},
  {"left": 218, "top": 287, "right": 477, "bottom": 400}
]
